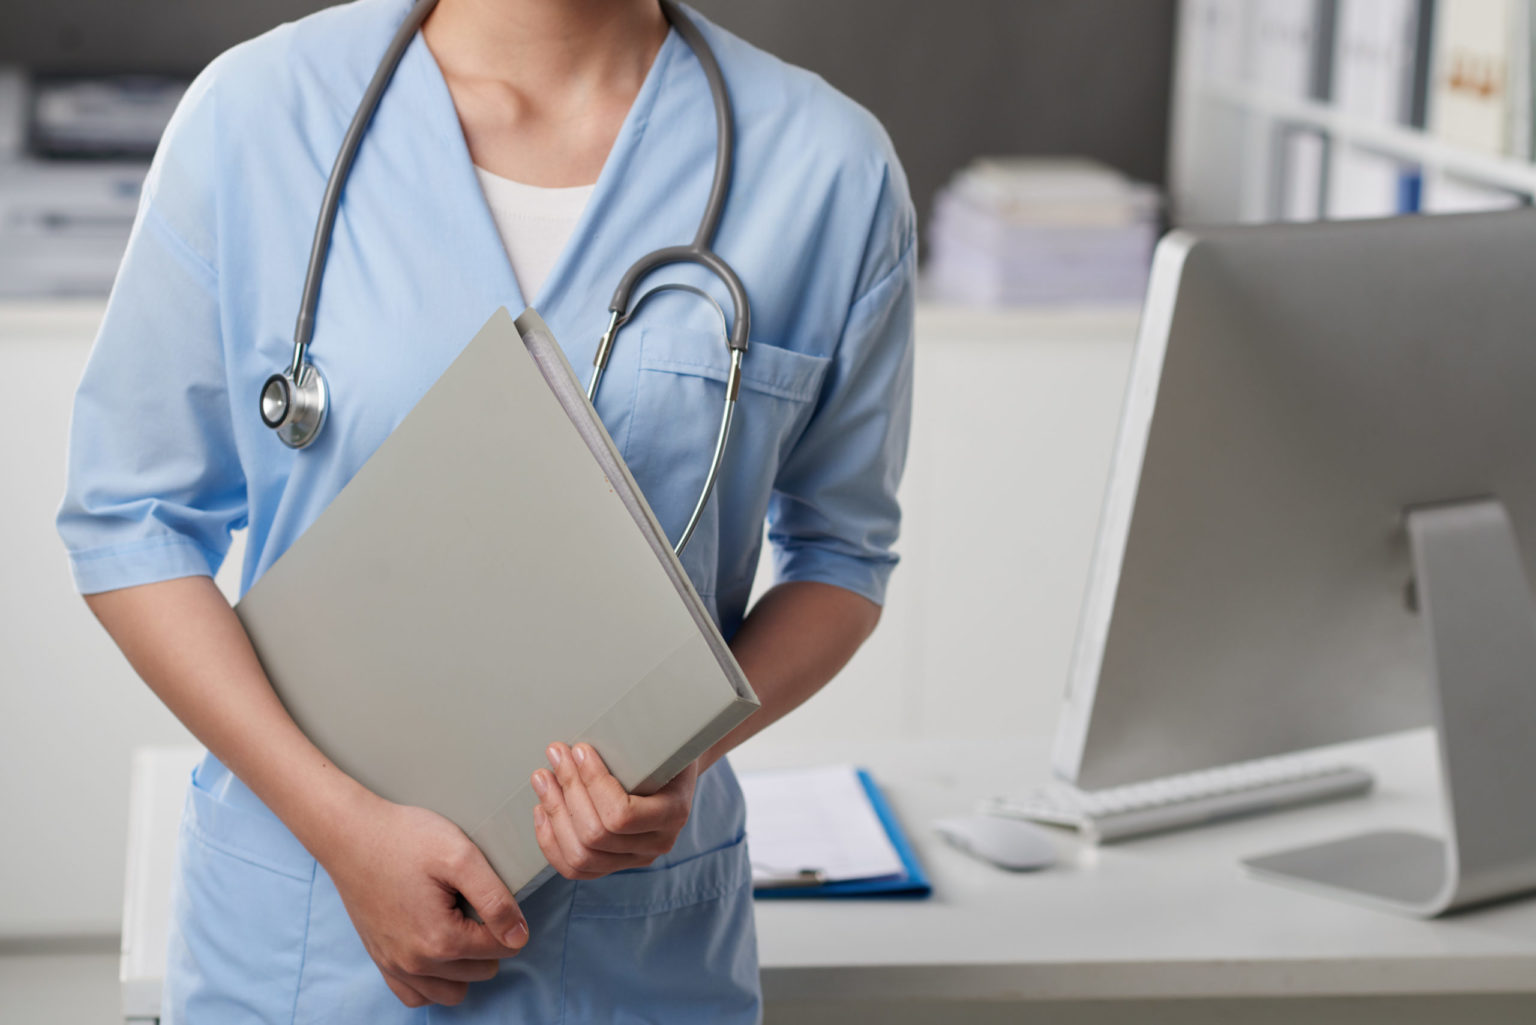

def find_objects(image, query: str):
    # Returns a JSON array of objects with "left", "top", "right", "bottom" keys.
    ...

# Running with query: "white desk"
[
  {"left": 738, "top": 733, "right": 1536, "bottom": 1015},
  {"left": 125, "top": 733, "right": 1536, "bottom": 1023}
]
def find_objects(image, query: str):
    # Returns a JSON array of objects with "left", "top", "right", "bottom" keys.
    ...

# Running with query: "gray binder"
[{"left": 236, "top": 308, "right": 760, "bottom": 895}]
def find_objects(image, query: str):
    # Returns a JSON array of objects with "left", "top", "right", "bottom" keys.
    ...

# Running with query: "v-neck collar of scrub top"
[
  {"left": 397, "top": 4, "right": 685, "bottom": 352},
  {"left": 62, "top": 0, "right": 916, "bottom": 646}
]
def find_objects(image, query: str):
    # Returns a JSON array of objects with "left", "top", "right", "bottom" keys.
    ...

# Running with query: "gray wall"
[
  {"left": 1, "top": 0, "right": 1176, "bottom": 230},
  {"left": 691, "top": 0, "right": 1176, "bottom": 227}
]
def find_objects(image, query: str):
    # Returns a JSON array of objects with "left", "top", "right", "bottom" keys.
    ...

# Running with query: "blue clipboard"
[{"left": 753, "top": 768, "right": 932, "bottom": 899}]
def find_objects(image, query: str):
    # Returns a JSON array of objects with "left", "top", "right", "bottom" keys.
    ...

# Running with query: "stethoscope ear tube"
[{"left": 588, "top": 281, "right": 733, "bottom": 402}]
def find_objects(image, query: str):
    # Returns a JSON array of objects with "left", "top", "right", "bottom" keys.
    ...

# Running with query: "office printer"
[{"left": 0, "top": 67, "right": 183, "bottom": 298}]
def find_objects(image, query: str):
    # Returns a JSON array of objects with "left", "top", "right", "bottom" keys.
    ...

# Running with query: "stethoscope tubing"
[
  {"left": 585, "top": 1, "right": 751, "bottom": 556},
  {"left": 278, "top": 0, "right": 750, "bottom": 559},
  {"left": 589, "top": 281, "right": 743, "bottom": 555},
  {"left": 290, "top": 0, "right": 437, "bottom": 378},
  {"left": 608, "top": 244, "right": 750, "bottom": 352}
]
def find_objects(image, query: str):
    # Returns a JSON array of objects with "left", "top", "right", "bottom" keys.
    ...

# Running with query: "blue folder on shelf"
[{"left": 750, "top": 768, "right": 931, "bottom": 900}]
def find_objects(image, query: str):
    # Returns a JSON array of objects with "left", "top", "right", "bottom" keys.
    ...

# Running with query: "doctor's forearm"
[
  {"left": 88, "top": 575, "right": 533, "bottom": 1003},
  {"left": 84, "top": 576, "right": 377, "bottom": 859},
  {"left": 703, "top": 580, "right": 881, "bottom": 769}
]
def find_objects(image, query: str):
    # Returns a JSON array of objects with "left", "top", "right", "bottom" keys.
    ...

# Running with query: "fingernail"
[
  {"left": 547, "top": 744, "right": 562, "bottom": 768},
  {"left": 572, "top": 745, "right": 586, "bottom": 765},
  {"left": 531, "top": 772, "right": 547, "bottom": 796},
  {"left": 504, "top": 921, "right": 529, "bottom": 947}
]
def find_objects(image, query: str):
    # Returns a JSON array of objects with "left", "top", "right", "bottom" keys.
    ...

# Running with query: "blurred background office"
[
  {"left": 6, "top": 0, "right": 1536, "bottom": 1021},
  {"left": 0, "top": 0, "right": 1178, "bottom": 297}
]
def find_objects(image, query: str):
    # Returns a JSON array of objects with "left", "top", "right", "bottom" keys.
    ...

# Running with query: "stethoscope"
[{"left": 260, "top": 0, "right": 749, "bottom": 556}]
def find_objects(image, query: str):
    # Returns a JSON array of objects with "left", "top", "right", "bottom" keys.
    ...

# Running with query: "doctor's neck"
[{"left": 421, "top": 0, "right": 668, "bottom": 96}]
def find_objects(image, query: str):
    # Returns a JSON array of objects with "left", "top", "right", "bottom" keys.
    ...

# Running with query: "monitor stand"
[{"left": 1244, "top": 498, "right": 1536, "bottom": 917}]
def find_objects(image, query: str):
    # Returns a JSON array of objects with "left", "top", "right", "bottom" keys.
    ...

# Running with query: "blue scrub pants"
[{"left": 162, "top": 755, "right": 761, "bottom": 1023}]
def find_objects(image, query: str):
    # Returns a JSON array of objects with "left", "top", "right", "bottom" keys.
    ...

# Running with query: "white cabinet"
[{"left": 1, "top": 303, "right": 194, "bottom": 938}]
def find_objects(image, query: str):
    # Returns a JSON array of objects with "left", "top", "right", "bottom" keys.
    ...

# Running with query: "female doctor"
[{"left": 58, "top": 0, "right": 913, "bottom": 1019}]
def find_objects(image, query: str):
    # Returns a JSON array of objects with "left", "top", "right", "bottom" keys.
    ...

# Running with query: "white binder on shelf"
[
  {"left": 1429, "top": 0, "right": 1518, "bottom": 153},
  {"left": 1252, "top": 0, "right": 1335, "bottom": 99},
  {"left": 236, "top": 308, "right": 760, "bottom": 896},
  {"left": 1279, "top": 127, "right": 1328, "bottom": 221},
  {"left": 1326, "top": 0, "right": 1431, "bottom": 218},
  {"left": 1421, "top": 173, "right": 1528, "bottom": 212},
  {"left": 1327, "top": 148, "right": 1408, "bottom": 218},
  {"left": 1332, "top": 0, "right": 1429, "bottom": 126},
  {"left": 1188, "top": 0, "right": 1254, "bottom": 86}
]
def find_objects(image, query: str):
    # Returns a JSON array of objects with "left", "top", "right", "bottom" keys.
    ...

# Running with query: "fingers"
[
  {"left": 533, "top": 803, "right": 583, "bottom": 879},
  {"left": 375, "top": 913, "right": 505, "bottom": 1009},
  {"left": 426, "top": 958, "right": 501, "bottom": 984},
  {"left": 533, "top": 770, "right": 640, "bottom": 878},
  {"left": 554, "top": 743, "right": 686, "bottom": 836},
  {"left": 439, "top": 842, "right": 530, "bottom": 952},
  {"left": 566, "top": 744, "right": 644, "bottom": 827},
  {"left": 546, "top": 757, "right": 668, "bottom": 858},
  {"left": 352, "top": 807, "right": 527, "bottom": 1011},
  {"left": 398, "top": 972, "right": 470, "bottom": 1007},
  {"left": 532, "top": 743, "right": 696, "bottom": 881},
  {"left": 382, "top": 968, "right": 473, "bottom": 1008},
  {"left": 444, "top": 915, "right": 529, "bottom": 962},
  {"left": 383, "top": 973, "right": 429, "bottom": 1009}
]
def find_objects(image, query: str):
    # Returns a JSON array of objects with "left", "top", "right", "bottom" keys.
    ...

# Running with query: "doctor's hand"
[
  {"left": 532, "top": 742, "right": 698, "bottom": 879},
  {"left": 322, "top": 798, "right": 530, "bottom": 1008}
]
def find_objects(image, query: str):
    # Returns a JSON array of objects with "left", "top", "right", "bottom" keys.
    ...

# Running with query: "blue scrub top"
[{"left": 58, "top": 0, "right": 913, "bottom": 1020}]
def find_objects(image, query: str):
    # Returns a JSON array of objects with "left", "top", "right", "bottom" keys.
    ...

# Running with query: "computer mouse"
[{"left": 933, "top": 814, "right": 1057, "bottom": 871}]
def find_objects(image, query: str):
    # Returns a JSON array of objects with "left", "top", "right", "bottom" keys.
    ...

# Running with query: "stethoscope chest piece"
[{"left": 261, "top": 362, "right": 329, "bottom": 449}]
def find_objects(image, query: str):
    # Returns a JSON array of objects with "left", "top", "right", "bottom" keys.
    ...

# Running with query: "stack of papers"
[
  {"left": 926, "top": 157, "right": 1161, "bottom": 307},
  {"left": 740, "top": 765, "right": 930, "bottom": 897}
]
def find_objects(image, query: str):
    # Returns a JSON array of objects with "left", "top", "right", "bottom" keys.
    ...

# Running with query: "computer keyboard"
[{"left": 983, "top": 756, "right": 1375, "bottom": 843}]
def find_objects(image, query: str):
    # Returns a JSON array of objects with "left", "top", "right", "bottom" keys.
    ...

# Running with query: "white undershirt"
[{"left": 474, "top": 165, "right": 597, "bottom": 302}]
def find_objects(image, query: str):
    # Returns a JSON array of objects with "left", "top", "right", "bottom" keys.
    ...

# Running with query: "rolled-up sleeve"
[
  {"left": 56, "top": 71, "right": 246, "bottom": 595},
  {"left": 766, "top": 182, "right": 916, "bottom": 607}
]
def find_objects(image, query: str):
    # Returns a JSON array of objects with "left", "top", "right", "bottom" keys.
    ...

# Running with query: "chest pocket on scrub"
[{"left": 620, "top": 327, "right": 831, "bottom": 600}]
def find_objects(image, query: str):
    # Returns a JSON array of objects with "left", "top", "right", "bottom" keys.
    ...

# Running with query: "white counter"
[
  {"left": 123, "top": 732, "right": 1536, "bottom": 1022},
  {"left": 737, "top": 732, "right": 1536, "bottom": 1005}
]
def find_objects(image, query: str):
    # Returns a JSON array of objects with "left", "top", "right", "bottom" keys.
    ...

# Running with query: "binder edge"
[{"left": 513, "top": 308, "right": 760, "bottom": 711}]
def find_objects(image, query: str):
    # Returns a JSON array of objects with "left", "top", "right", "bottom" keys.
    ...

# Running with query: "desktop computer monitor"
[{"left": 1049, "top": 210, "right": 1536, "bottom": 914}]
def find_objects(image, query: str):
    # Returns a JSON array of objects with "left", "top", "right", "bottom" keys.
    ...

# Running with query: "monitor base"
[
  {"left": 1244, "top": 499, "right": 1536, "bottom": 917},
  {"left": 1246, "top": 830, "right": 1453, "bottom": 915}
]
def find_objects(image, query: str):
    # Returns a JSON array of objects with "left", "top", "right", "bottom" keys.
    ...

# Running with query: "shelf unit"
[{"left": 1167, "top": 0, "right": 1536, "bottom": 226}]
